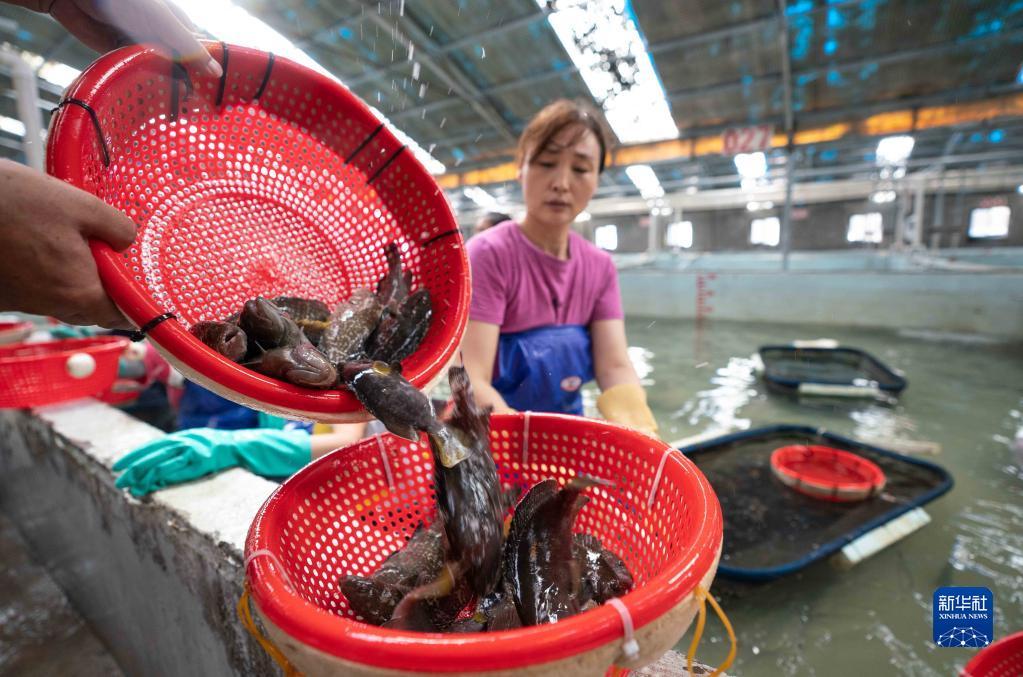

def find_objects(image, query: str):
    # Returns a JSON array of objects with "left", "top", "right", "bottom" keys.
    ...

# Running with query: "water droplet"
[
  {"left": 439, "top": 117, "right": 447, "bottom": 128},
  {"left": 480, "top": 46, "right": 486, "bottom": 59},
  {"left": 752, "top": 646, "right": 760, "bottom": 655},
  {"left": 412, "top": 62, "right": 421, "bottom": 80}
]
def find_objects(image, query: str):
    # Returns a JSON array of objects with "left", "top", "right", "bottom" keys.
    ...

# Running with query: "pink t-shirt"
[{"left": 466, "top": 221, "right": 623, "bottom": 334}]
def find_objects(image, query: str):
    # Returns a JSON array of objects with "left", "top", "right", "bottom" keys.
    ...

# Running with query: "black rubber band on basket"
[
  {"left": 169, "top": 54, "right": 194, "bottom": 121},
  {"left": 367, "top": 145, "right": 406, "bottom": 184},
  {"left": 215, "top": 42, "right": 229, "bottom": 107},
  {"left": 129, "top": 313, "right": 177, "bottom": 342},
  {"left": 52, "top": 99, "right": 110, "bottom": 166},
  {"left": 344, "top": 123, "right": 385, "bottom": 165},
  {"left": 254, "top": 53, "right": 275, "bottom": 100},
  {"left": 421, "top": 228, "right": 460, "bottom": 248}
]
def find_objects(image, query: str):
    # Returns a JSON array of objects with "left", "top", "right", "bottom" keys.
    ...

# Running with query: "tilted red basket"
[
  {"left": 0, "top": 336, "right": 128, "bottom": 408},
  {"left": 245, "top": 413, "right": 723, "bottom": 676},
  {"left": 46, "top": 42, "right": 468, "bottom": 422}
]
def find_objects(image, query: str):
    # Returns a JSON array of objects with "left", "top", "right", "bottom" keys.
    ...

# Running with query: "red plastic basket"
[
  {"left": 46, "top": 42, "right": 469, "bottom": 422},
  {"left": 963, "top": 630, "right": 1023, "bottom": 677},
  {"left": 0, "top": 321, "right": 34, "bottom": 345},
  {"left": 770, "top": 444, "right": 886, "bottom": 502},
  {"left": 245, "top": 413, "right": 723, "bottom": 675},
  {"left": 0, "top": 336, "right": 128, "bottom": 408}
]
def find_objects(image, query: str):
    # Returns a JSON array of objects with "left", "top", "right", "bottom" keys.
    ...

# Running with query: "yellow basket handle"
[
  {"left": 686, "top": 586, "right": 737, "bottom": 677},
  {"left": 237, "top": 582, "right": 302, "bottom": 677}
]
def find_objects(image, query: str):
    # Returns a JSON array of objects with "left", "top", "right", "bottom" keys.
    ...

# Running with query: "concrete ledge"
[{"left": 0, "top": 400, "right": 280, "bottom": 676}]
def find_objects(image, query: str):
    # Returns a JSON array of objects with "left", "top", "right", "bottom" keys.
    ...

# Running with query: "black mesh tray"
[
  {"left": 759, "top": 345, "right": 908, "bottom": 394},
  {"left": 681, "top": 424, "right": 952, "bottom": 581}
]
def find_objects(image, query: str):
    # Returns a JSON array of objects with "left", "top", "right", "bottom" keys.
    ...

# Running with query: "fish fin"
[
  {"left": 384, "top": 421, "right": 419, "bottom": 442},
  {"left": 427, "top": 427, "right": 470, "bottom": 468}
]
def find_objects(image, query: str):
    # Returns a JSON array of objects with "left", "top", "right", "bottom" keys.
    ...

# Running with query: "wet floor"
[
  {"left": 596, "top": 318, "right": 1023, "bottom": 676},
  {"left": 0, "top": 511, "right": 123, "bottom": 677}
]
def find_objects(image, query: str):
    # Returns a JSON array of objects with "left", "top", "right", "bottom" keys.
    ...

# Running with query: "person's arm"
[
  {"left": 590, "top": 319, "right": 640, "bottom": 391},
  {"left": 591, "top": 319, "right": 658, "bottom": 437},
  {"left": 7, "top": 0, "right": 221, "bottom": 77},
  {"left": 0, "top": 159, "right": 136, "bottom": 328},
  {"left": 461, "top": 320, "right": 515, "bottom": 414},
  {"left": 310, "top": 422, "right": 369, "bottom": 459}
]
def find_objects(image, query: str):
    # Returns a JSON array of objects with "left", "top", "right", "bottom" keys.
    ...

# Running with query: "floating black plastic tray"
[
  {"left": 680, "top": 424, "right": 952, "bottom": 581},
  {"left": 759, "top": 345, "right": 908, "bottom": 394}
]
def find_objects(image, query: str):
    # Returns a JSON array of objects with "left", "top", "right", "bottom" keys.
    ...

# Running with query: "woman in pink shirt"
[{"left": 462, "top": 100, "right": 657, "bottom": 437}]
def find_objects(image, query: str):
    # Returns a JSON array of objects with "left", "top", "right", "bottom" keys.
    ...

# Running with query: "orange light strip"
[{"left": 435, "top": 93, "right": 1023, "bottom": 189}]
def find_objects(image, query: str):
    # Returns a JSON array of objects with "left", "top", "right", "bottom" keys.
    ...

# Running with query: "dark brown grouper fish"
[
  {"left": 340, "top": 360, "right": 468, "bottom": 467},
  {"left": 238, "top": 297, "right": 305, "bottom": 350},
  {"left": 504, "top": 476, "right": 607, "bottom": 626},
  {"left": 368, "top": 288, "right": 432, "bottom": 364},
  {"left": 189, "top": 321, "right": 247, "bottom": 362},
  {"left": 272, "top": 296, "right": 330, "bottom": 344},
  {"left": 376, "top": 242, "right": 413, "bottom": 313},
  {"left": 340, "top": 520, "right": 447, "bottom": 625},
  {"left": 238, "top": 298, "right": 336, "bottom": 387},
  {"left": 387, "top": 366, "right": 505, "bottom": 630},
  {"left": 318, "top": 288, "right": 382, "bottom": 366},
  {"left": 573, "top": 533, "right": 633, "bottom": 607},
  {"left": 248, "top": 343, "right": 337, "bottom": 389}
]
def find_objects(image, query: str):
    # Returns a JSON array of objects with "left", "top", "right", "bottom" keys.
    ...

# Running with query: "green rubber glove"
[
  {"left": 49, "top": 324, "right": 100, "bottom": 339},
  {"left": 112, "top": 428, "right": 312, "bottom": 496}
]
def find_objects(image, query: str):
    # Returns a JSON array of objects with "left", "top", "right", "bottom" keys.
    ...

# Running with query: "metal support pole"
[
  {"left": 913, "top": 176, "right": 926, "bottom": 250},
  {"left": 648, "top": 210, "right": 662, "bottom": 255},
  {"left": 781, "top": 150, "right": 795, "bottom": 270},
  {"left": 894, "top": 188, "right": 907, "bottom": 251},
  {"left": 1, "top": 47, "right": 44, "bottom": 171},
  {"left": 776, "top": 0, "right": 795, "bottom": 271}
]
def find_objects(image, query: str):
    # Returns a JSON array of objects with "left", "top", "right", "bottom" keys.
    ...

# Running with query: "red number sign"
[{"left": 722, "top": 124, "right": 774, "bottom": 156}]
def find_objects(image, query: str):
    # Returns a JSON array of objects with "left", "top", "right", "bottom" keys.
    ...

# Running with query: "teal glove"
[
  {"left": 50, "top": 324, "right": 100, "bottom": 339},
  {"left": 112, "top": 428, "right": 312, "bottom": 496}
]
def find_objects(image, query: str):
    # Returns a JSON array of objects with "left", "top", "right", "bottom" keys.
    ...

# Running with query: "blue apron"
[
  {"left": 493, "top": 325, "right": 594, "bottom": 415},
  {"left": 177, "top": 381, "right": 313, "bottom": 433}
]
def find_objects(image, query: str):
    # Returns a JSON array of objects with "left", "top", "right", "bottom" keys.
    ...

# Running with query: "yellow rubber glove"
[{"left": 596, "top": 382, "right": 659, "bottom": 438}]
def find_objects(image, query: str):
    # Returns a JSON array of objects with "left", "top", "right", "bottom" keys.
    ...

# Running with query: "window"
[
  {"left": 969, "top": 206, "right": 1010, "bottom": 239},
  {"left": 847, "top": 212, "right": 883, "bottom": 243},
  {"left": 666, "top": 221, "right": 693, "bottom": 248},
  {"left": 595, "top": 224, "right": 618, "bottom": 251},
  {"left": 750, "top": 217, "right": 780, "bottom": 246}
]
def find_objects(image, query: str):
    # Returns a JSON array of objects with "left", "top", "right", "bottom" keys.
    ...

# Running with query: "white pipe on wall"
[{"left": 0, "top": 46, "right": 44, "bottom": 171}]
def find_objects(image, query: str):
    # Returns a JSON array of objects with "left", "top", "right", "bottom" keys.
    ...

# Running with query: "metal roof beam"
[{"left": 666, "top": 27, "right": 1023, "bottom": 103}]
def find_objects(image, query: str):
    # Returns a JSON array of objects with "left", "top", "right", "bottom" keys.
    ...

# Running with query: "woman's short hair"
[{"left": 516, "top": 99, "right": 609, "bottom": 174}]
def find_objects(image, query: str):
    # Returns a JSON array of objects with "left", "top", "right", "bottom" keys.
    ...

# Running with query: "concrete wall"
[
  {"left": 579, "top": 190, "right": 1023, "bottom": 254},
  {"left": 0, "top": 403, "right": 281, "bottom": 677},
  {"left": 617, "top": 268, "right": 1023, "bottom": 338}
]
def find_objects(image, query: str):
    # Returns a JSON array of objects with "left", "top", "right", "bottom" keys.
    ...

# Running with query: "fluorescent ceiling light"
[
  {"left": 734, "top": 152, "right": 767, "bottom": 179},
  {"left": 0, "top": 115, "right": 26, "bottom": 137},
  {"left": 746, "top": 200, "right": 774, "bottom": 212},
  {"left": 463, "top": 186, "right": 498, "bottom": 210},
  {"left": 37, "top": 62, "right": 81, "bottom": 88},
  {"left": 625, "top": 164, "right": 664, "bottom": 199},
  {"left": 168, "top": 0, "right": 444, "bottom": 174},
  {"left": 1017, "top": 184, "right": 1023, "bottom": 194},
  {"left": 575, "top": 211, "right": 592, "bottom": 222},
  {"left": 17, "top": 51, "right": 82, "bottom": 88},
  {"left": 876, "top": 135, "right": 915, "bottom": 166},
  {"left": 539, "top": 0, "right": 677, "bottom": 144},
  {"left": 870, "top": 190, "right": 897, "bottom": 204}
]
